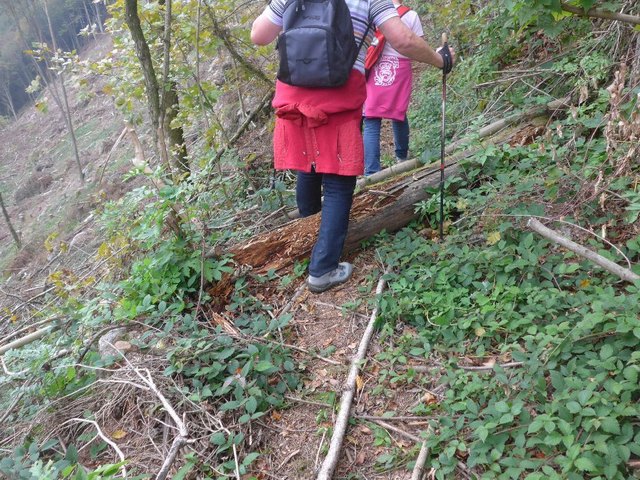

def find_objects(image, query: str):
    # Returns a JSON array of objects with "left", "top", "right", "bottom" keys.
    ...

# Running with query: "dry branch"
[
  {"left": 0, "top": 324, "right": 58, "bottom": 356},
  {"left": 0, "top": 379, "right": 31, "bottom": 425},
  {"left": 527, "top": 218, "right": 640, "bottom": 283},
  {"left": 97, "top": 126, "right": 128, "bottom": 184},
  {"left": 560, "top": 2, "right": 640, "bottom": 25},
  {"left": 367, "top": 420, "right": 473, "bottom": 479},
  {"left": 459, "top": 361, "right": 524, "bottom": 371},
  {"left": 316, "top": 271, "right": 389, "bottom": 480},
  {"left": 355, "top": 415, "right": 430, "bottom": 422},
  {"left": 65, "top": 418, "right": 127, "bottom": 478},
  {"left": 0, "top": 191, "right": 21, "bottom": 249},
  {"left": 211, "top": 89, "right": 274, "bottom": 165},
  {"left": 410, "top": 439, "right": 430, "bottom": 480},
  {"left": 124, "top": 362, "right": 190, "bottom": 480},
  {"left": 369, "top": 419, "right": 422, "bottom": 443}
]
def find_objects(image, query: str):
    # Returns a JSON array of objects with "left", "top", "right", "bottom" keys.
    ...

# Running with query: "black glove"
[{"left": 439, "top": 45, "right": 453, "bottom": 75}]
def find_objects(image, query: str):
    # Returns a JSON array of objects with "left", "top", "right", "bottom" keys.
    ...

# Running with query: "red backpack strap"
[
  {"left": 397, "top": 5, "right": 411, "bottom": 17},
  {"left": 364, "top": 5, "right": 412, "bottom": 73},
  {"left": 364, "top": 29, "right": 386, "bottom": 70}
]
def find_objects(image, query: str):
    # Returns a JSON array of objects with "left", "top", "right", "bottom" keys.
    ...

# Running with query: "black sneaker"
[{"left": 307, "top": 262, "right": 354, "bottom": 294}]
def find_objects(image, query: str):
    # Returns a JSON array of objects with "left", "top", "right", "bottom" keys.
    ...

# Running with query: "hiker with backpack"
[
  {"left": 251, "top": 0, "right": 454, "bottom": 293},
  {"left": 362, "top": 0, "right": 422, "bottom": 176}
]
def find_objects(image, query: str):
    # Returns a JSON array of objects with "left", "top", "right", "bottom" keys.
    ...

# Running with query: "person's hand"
[{"left": 436, "top": 45, "right": 455, "bottom": 74}]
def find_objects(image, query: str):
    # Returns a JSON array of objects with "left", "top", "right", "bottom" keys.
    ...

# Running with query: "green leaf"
[
  {"left": 623, "top": 366, "right": 638, "bottom": 383},
  {"left": 528, "top": 419, "right": 544, "bottom": 434},
  {"left": 172, "top": 462, "right": 195, "bottom": 480},
  {"left": 246, "top": 396, "right": 258, "bottom": 414},
  {"left": 574, "top": 457, "right": 597, "bottom": 472},
  {"left": 75, "top": 468, "right": 89, "bottom": 480},
  {"left": 476, "top": 425, "right": 489, "bottom": 442},
  {"left": 243, "top": 452, "right": 260, "bottom": 466},
  {"left": 578, "top": 390, "right": 592, "bottom": 405},
  {"left": 600, "top": 343, "right": 613, "bottom": 360},
  {"left": 254, "top": 361, "right": 275, "bottom": 373},
  {"left": 566, "top": 401, "right": 581, "bottom": 414},
  {"left": 499, "top": 413, "right": 514, "bottom": 424},
  {"left": 66, "top": 444, "right": 79, "bottom": 464},
  {"left": 210, "top": 432, "right": 226, "bottom": 446},
  {"left": 600, "top": 417, "right": 620, "bottom": 435}
]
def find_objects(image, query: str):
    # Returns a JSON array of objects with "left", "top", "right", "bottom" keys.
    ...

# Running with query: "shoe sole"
[{"left": 307, "top": 277, "right": 349, "bottom": 294}]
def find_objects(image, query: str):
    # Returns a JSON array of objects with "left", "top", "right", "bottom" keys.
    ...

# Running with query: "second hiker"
[{"left": 363, "top": 0, "right": 424, "bottom": 176}]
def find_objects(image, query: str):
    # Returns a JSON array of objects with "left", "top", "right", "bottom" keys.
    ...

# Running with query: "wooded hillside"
[{"left": 0, "top": 0, "right": 107, "bottom": 118}]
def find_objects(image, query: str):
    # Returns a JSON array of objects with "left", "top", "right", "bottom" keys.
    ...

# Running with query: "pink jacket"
[{"left": 271, "top": 70, "right": 366, "bottom": 175}]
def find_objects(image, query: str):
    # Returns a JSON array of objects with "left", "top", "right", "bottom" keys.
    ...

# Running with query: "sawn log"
[
  {"left": 224, "top": 151, "right": 465, "bottom": 277},
  {"left": 208, "top": 98, "right": 570, "bottom": 300}
]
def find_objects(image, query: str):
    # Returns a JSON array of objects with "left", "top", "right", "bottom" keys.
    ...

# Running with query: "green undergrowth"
[
  {"left": 369, "top": 87, "right": 640, "bottom": 478},
  {"left": 3, "top": 0, "right": 639, "bottom": 478},
  {"left": 1, "top": 165, "right": 300, "bottom": 478}
]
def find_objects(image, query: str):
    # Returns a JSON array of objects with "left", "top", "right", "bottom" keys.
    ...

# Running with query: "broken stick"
[
  {"left": 316, "top": 270, "right": 390, "bottom": 480},
  {"left": 410, "top": 438, "right": 431, "bottom": 480},
  {"left": 527, "top": 218, "right": 640, "bottom": 283}
]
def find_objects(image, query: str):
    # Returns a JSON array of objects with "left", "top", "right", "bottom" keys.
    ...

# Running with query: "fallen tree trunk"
[
  {"left": 560, "top": 2, "right": 640, "bottom": 26},
  {"left": 0, "top": 325, "right": 58, "bottom": 356},
  {"left": 208, "top": 100, "right": 570, "bottom": 300},
  {"left": 221, "top": 156, "right": 463, "bottom": 277}
]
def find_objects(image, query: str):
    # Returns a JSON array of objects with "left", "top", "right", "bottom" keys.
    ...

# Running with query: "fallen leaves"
[
  {"left": 110, "top": 429, "right": 127, "bottom": 440},
  {"left": 486, "top": 231, "right": 501, "bottom": 245},
  {"left": 421, "top": 392, "right": 438, "bottom": 406}
]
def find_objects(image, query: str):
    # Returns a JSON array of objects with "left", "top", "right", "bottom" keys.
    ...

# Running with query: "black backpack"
[{"left": 276, "top": 0, "right": 363, "bottom": 88}]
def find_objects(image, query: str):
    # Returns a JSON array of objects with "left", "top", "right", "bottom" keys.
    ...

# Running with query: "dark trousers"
[
  {"left": 363, "top": 116, "right": 410, "bottom": 176},
  {"left": 296, "top": 171, "right": 357, "bottom": 277}
]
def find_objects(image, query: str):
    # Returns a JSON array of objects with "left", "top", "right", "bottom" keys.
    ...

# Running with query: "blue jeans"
[
  {"left": 296, "top": 171, "right": 356, "bottom": 277},
  {"left": 363, "top": 116, "right": 410, "bottom": 176}
]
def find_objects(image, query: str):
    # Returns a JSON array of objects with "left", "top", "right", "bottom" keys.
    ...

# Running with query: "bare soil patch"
[{"left": 252, "top": 251, "right": 442, "bottom": 480}]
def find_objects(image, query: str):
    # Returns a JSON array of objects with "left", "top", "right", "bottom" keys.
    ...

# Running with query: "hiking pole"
[{"left": 439, "top": 33, "right": 452, "bottom": 241}]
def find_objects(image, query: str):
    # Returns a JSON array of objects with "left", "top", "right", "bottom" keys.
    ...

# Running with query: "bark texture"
[
  {"left": 124, "top": 0, "right": 161, "bottom": 153},
  {"left": 0, "top": 192, "right": 21, "bottom": 249}
]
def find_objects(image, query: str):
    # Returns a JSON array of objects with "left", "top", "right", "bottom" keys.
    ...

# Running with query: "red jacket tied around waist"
[{"left": 272, "top": 70, "right": 367, "bottom": 176}]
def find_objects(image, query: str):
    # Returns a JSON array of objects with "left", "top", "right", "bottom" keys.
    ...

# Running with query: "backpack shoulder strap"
[{"left": 397, "top": 5, "right": 411, "bottom": 17}]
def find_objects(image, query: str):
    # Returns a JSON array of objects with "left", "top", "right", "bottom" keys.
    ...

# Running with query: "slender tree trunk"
[
  {"left": 560, "top": 2, "right": 640, "bottom": 25},
  {"left": 159, "top": 0, "right": 189, "bottom": 175},
  {"left": 0, "top": 83, "right": 18, "bottom": 120},
  {"left": 83, "top": 0, "right": 93, "bottom": 28},
  {"left": 125, "top": 0, "right": 188, "bottom": 177},
  {"left": 71, "top": 31, "right": 81, "bottom": 52},
  {"left": 83, "top": 0, "right": 97, "bottom": 39},
  {"left": 124, "top": 0, "right": 163, "bottom": 166},
  {"left": 164, "top": 84, "right": 189, "bottom": 174},
  {"left": 94, "top": 1, "right": 104, "bottom": 33},
  {"left": 42, "top": 0, "right": 85, "bottom": 183},
  {"left": 0, "top": 192, "right": 21, "bottom": 249}
]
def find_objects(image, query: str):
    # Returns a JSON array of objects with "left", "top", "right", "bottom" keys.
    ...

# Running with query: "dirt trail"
[{"left": 254, "top": 250, "right": 439, "bottom": 480}]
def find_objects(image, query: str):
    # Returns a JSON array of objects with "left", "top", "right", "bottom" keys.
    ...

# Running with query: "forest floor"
[
  {"left": 0, "top": 33, "right": 444, "bottom": 479},
  {"left": 252, "top": 250, "right": 440, "bottom": 480}
]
